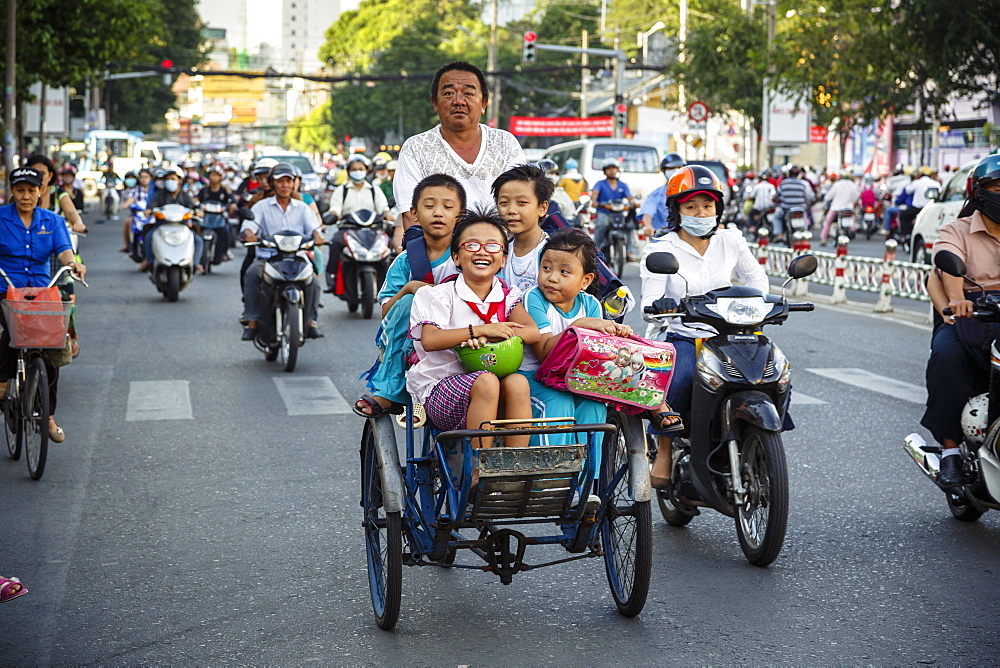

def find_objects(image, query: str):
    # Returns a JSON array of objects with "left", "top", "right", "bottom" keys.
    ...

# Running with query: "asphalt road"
[{"left": 1, "top": 213, "right": 997, "bottom": 665}]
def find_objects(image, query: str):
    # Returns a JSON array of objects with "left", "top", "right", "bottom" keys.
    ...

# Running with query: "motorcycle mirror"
[
  {"left": 787, "top": 253, "right": 818, "bottom": 279},
  {"left": 578, "top": 193, "right": 591, "bottom": 205},
  {"left": 933, "top": 250, "right": 966, "bottom": 278},
  {"left": 238, "top": 208, "right": 255, "bottom": 221},
  {"left": 645, "top": 252, "right": 679, "bottom": 275},
  {"left": 322, "top": 212, "right": 338, "bottom": 226}
]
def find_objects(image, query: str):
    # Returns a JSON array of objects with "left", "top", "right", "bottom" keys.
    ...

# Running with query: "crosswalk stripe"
[
  {"left": 806, "top": 368, "right": 926, "bottom": 404},
  {"left": 273, "top": 376, "right": 353, "bottom": 416},
  {"left": 125, "top": 380, "right": 194, "bottom": 421},
  {"left": 790, "top": 392, "right": 827, "bottom": 406}
]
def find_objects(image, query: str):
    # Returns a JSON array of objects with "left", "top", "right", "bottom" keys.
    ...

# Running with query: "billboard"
[
  {"left": 766, "top": 87, "right": 810, "bottom": 144},
  {"left": 25, "top": 84, "right": 68, "bottom": 135},
  {"left": 509, "top": 116, "right": 613, "bottom": 137},
  {"left": 202, "top": 76, "right": 265, "bottom": 100}
]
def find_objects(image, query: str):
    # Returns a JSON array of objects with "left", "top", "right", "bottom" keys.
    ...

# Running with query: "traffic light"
[
  {"left": 615, "top": 102, "right": 628, "bottom": 130},
  {"left": 522, "top": 31, "right": 537, "bottom": 63},
  {"left": 160, "top": 59, "right": 175, "bottom": 85},
  {"left": 161, "top": 59, "right": 174, "bottom": 69}
]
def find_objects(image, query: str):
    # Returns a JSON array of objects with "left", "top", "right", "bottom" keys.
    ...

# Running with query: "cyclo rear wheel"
[
  {"left": 600, "top": 410, "right": 652, "bottom": 617},
  {"left": 361, "top": 421, "right": 402, "bottom": 630},
  {"left": 24, "top": 356, "right": 49, "bottom": 481}
]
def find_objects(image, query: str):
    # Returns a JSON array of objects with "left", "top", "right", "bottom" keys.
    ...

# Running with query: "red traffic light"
[
  {"left": 523, "top": 31, "right": 537, "bottom": 43},
  {"left": 161, "top": 59, "right": 173, "bottom": 69},
  {"left": 615, "top": 103, "right": 627, "bottom": 113}
]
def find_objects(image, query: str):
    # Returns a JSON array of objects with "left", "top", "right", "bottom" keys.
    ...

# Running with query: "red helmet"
[{"left": 666, "top": 165, "right": 724, "bottom": 205}]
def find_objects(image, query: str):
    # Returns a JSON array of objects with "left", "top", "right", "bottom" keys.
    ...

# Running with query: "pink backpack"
[{"left": 535, "top": 327, "right": 676, "bottom": 415}]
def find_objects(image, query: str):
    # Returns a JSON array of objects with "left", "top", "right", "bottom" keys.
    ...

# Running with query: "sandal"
[
  {"left": 651, "top": 409, "right": 684, "bottom": 434},
  {"left": 352, "top": 394, "right": 403, "bottom": 419},
  {"left": 395, "top": 402, "right": 427, "bottom": 429},
  {"left": 0, "top": 576, "right": 28, "bottom": 603}
]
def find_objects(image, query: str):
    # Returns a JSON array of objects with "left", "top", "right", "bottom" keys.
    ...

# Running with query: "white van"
[{"left": 543, "top": 138, "right": 664, "bottom": 200}]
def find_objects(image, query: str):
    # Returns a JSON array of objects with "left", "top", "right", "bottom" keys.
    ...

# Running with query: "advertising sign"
[
  {"left": 25, "top": 84, "right": 68, "bottom": 135},
  {"left": 766, "top": 87, "right": 810, "bottom": 144},
  {"left": 202, "top": 76, "right": 266, "bottom": 100},
  {"left": 509, "top": 116, "right": 613, "bottom": 137},
  {"left": 809, "top": 126, "right": 828, "bottom": 143}
]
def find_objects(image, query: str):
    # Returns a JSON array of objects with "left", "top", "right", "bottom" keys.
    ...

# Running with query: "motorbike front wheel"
[
  {"left": 166, "top": 266, "right": 181, "bottom": 302},
  {"left": 361, "top": 272, "right": 377, "bottom": 320},
  {"left": 281, "top": 301, "right": 301, "bottom": 373},
  {"left": 734, "top": 425, "right": 788, "bottom": 567}
]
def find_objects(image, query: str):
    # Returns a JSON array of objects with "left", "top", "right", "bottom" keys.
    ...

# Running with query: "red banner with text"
[{"left": 509, "top": 116, "right": 613, "bottom": 137}]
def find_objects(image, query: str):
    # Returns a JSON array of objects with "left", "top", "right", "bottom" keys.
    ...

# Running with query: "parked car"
[
  {"left": 543, "top": 138, "right": 664, "bottom": 200},
  {"left": 909, "top": 160, "right": 976, "bottom": 264}
]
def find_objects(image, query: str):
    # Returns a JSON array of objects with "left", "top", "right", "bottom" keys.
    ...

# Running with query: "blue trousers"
[
  {"left": 364, "top": 294, "right": 414, "bottom": 405},
  {"left": 519, "top": 372, "right": 606, "bottom": 476}
]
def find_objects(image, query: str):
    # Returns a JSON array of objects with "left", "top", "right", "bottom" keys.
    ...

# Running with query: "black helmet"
[
  {"left": 269, "top": 162, "right": 297, "bottom": 180},
  {"left": 661, "top": 153, "right": 685, "bottom": 171}
]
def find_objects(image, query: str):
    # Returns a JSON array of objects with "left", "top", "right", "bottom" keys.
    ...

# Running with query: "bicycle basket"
[{"left": 2, "top": 286, "right": 72, "bottom": 349}]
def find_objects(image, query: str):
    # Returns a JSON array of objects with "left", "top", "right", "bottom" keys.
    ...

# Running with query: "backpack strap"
[{"left": 404, "top": 226, "right": 435, "bottom": 283}]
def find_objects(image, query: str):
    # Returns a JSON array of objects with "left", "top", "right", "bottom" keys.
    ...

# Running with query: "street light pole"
[
  {"left": 487, "top": 0, "right": 499, "bottom": 127},
  {"left": 5, "top": 0, "right": 16, "bottom": 188}
]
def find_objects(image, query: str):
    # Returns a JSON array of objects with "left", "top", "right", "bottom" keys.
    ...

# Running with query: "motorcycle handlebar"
[
  {"left": 942, "top": 307, "right": 994, "bottom": 319},
  {"left": 788, "top": 303, "right": 815, "bottom": 312}
]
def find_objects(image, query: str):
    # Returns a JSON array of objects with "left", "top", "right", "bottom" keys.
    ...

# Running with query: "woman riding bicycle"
[{"left": 0, "top": 167, "right": 87, "bottom": 442}]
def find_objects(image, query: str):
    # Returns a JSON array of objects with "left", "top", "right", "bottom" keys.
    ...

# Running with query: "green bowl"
[{"left": 455, "top": 336, "right": 524, "bottom": 378}]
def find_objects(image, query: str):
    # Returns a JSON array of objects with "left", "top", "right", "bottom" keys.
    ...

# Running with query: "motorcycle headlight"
[
  {"left": 696, "top": 347, "right": 727, "bottom": 391},
  {"left": 371, "top": 234, "right": 390, "bottom": 260},
  {"left": 274, "top": 234, "right": 303, "bottom": 253},
  {"left": 771, "top": 343, "right": 791, "bottom": 389},
  {"left": 346, "top": 235, "right": 379, "bottom": 261},
  {"left": 161, "top": 226, "right": 189, "bottom": 246},
  {"left": 705, "top": 296, "right": 772, "bottom": 326}
]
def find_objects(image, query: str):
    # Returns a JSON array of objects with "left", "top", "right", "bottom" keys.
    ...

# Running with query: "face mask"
[
  {"left": 155, "top": 179, "right": 164, "bottom": 189},
  {"left": 977, "top": 189, "right": 1000, "bottom": 223},
  {"left": 349, "top": 170, "right": 366, "bottom": 182},
  {"left": 164, "top": 180, "right": 179, "bottom": 193},
  {"left": 226, "top": 172, "right": 235, "bottom": 178},
  {"left": 548, "top": 174, "right": 560, "bottom": 184},
  {"left": 679, "top": 214, "right": 716, "bottom": 237},
  {"left": 124, "top": 177, "right": 137, "bottom": 188}
]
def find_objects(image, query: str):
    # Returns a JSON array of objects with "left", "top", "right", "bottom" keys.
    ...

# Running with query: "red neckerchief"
[{"left": 464, "top": 299, "right": 505, "bottom": 323}]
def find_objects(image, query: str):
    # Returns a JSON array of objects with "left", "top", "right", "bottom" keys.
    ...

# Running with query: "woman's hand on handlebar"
[{"left": 947, "top": 298, "right": 974, "bottom": 319}]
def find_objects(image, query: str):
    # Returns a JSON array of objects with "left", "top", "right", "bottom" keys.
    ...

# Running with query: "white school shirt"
[
  {"left": 501, "top": 232, "right": 548, "bottom": 294},
  {"left": 521, "top": 286, "right": 602, "bottom": 371},
  {"left": 406, "top": 274, "right": 523, "bottom": 404},
  {"left": 639, "top": 228, "right": 770, "bottom": 340},
  {"left": 393, "top": 124, "right": 526, "bottom": 212}
]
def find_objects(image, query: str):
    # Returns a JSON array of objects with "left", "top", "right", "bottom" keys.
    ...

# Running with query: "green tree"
[{"left": 286, "top": 101, "right": 336, "bottom": 153}]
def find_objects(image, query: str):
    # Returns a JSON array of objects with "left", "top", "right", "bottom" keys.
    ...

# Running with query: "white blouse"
[
  {"left": 406, "top": 274, "right": 522, "bottom": 403},
  {"left": 639, "top": 228, "right": 769, "bottom": 339}
]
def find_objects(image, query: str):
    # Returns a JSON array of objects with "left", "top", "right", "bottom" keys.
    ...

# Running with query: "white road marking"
[
  {"left": 125, "top": 380, "right": 193, "bottom": 421},
  {"left": 790, "top": 392, "right": 827, "bottom": 406},
  {"left": 273, "top": 376, "right": 352, "bottom": 416},
  {"left": 806, "top": 368, "right": 926, "bottom": 404}
]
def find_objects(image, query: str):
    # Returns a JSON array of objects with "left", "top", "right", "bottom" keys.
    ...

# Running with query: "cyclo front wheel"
[
  {"left": 361, "top": 421, "right": 402, "bottom": 630},
  {"left": 23, "top": 356, "right": 49, "bottom": 481},
  {"left": 734, "top": 425, "right": 788, "bottom": 566},
  {"left": 600, "top": 410, "right": 652, "bottom": 617}
]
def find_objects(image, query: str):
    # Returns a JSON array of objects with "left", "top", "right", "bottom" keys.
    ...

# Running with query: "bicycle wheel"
[
  {"left": 361, "top": 422, "right": 402, "bottom": 630},
  {"left": 23, "top": 356, "right": 49, "bottom": 481},
  {"left": 600, "top": 410, "right": 652, "bottom": 617},
  {"left": 3, "top": 389, "right": 21, "bottom": 461}
]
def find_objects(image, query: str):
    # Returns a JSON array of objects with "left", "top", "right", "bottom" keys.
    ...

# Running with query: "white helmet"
[{"left": 961, "top": 392, "right": 989, "bottom": 446}]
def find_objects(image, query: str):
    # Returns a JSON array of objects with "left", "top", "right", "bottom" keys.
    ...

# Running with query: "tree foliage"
[{"left": 285, "top": 101, "right": 336, "bottom": 153}]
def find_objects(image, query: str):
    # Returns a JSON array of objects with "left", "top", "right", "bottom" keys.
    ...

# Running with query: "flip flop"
[
  {"left": 651, "top": 410, "right": 684, "bottom": 434},
  {"left": 0, "top": 576, "right": 28, "bottom": 603},
  {"left": 395, "top": 403, "right": 427, "bottom": 429},
  {"left": 352, "top": 394, "right": 403, "bottom": 419}
]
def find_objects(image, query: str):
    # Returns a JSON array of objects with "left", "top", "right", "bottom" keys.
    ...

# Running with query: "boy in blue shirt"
[{"left": 354, "top": 174, "right": 467, "bottom": 422}]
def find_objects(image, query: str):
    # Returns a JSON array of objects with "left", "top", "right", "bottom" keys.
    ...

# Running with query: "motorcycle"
[
  {"left": 327, "top": 209, "right": 392, "bottom": 320},
  {"left": 643, "top": 251, "right": 817, "bottom": 566},
  {"left": 785, "top": 205, "right": 808, "bottom": 245},
  {"left": 199, "top": 201, "right": 228, "bottom": 273},
  {"left": 572, "top": 193, "right": 593, "bottom": 230},
  {"left": 128, "top": 203, "right": 153, "bottom": 264},
  {"left": 147, "top": 203, "right": 198, "bottom": 302},
  {"left": 836, "top": 207, "right": 857, "bottom": 240},
  {"left": 102, "top": 184, "right": 120, "bottom": 222},
  {"left": 247, "top": 228, "right": 318, "bottom": 373},
  {"left": 603, "top": 199, "right": 631, "bottom": 279},
  {"left": 862, "top": 204, "right": 879, "bottom": 240},
  {"left": 903, "top": 249, "right": 1000, "bottom": 522}
]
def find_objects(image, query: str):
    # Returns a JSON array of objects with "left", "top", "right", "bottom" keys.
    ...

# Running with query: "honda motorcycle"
[
  {"left": 327, "top": 209, "right": 392, "bottom": 320},
  {"left": 147, "top": 203, "right": 198, "bottom": 302}
]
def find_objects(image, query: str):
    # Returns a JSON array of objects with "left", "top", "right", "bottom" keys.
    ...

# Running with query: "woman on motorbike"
[
  {"left": 922, "top": 154, "right": 1000, "bottom": 486},
  {"left": 640, "top": 165, "right": 769, "bottom": 489}
]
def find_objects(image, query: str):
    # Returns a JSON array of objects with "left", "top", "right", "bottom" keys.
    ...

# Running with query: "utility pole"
[
  {"left": 4, "top": 0, "right": 16, "bottom": 190},
  {"left": 487, "top": 0, "right": 499, "bottom": 127},
  {"left": 580, "top": 30, "right": 588, "bottom": 119},
  {"left": 766, "top": 0, "right": 776, "bottom": 168}
]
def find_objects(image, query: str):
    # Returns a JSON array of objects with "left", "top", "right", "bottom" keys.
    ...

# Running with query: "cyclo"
[
  {"left": 359, "top": 368, "right": 654, "bottom": 629},
  {"left": 1, "top": 265, "right": 86, "bottom": 480}
]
